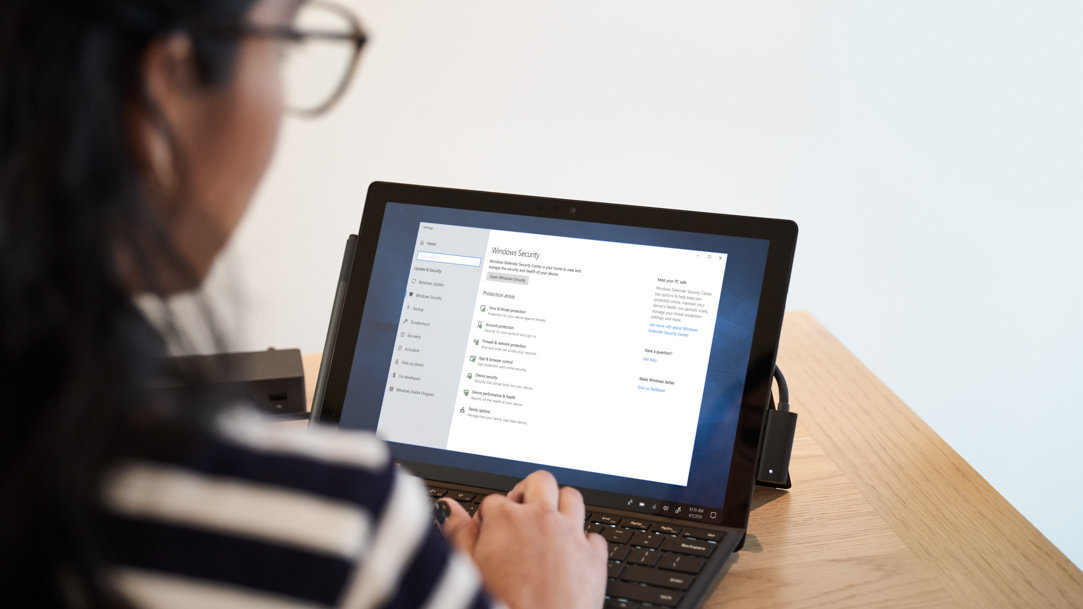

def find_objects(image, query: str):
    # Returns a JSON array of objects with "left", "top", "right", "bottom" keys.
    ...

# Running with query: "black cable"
[
  {"left": 773, "top": 366, "right": 789, "bottom": 413},
  {"left": 756, "top": 365, "right": 797, "bottom": 489}
]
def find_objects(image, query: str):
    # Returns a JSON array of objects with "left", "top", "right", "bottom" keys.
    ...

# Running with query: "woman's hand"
[{"left": 438, "top": 470, "right": 608, "bottom": 609}]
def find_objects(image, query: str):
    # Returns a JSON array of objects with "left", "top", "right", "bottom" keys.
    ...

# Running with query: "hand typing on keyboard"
[{"left": 437, "top": 470, "right": 608, "bottom": 609}]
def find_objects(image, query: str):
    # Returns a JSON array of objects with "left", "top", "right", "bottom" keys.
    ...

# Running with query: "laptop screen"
[{"left": 326, "top": 190, "right": 789, "bottom": 525}]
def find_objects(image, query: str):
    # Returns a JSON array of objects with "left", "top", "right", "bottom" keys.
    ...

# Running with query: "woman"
[{"left": 0, "top": 1, "right": 607, "bottom": 607}]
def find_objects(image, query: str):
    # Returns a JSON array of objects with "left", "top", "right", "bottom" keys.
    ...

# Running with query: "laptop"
[{"left": 312, "top": 182, "right": 797, "bottom": 608}]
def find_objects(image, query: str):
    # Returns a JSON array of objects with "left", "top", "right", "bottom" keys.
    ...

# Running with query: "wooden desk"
[{"left": 301, "top": 311, "right": 1083, "bottom": 608}]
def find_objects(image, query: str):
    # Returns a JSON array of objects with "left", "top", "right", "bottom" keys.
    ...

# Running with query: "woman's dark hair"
[{"left": 0, "top": 0, "right": 260, "bottom": 605}]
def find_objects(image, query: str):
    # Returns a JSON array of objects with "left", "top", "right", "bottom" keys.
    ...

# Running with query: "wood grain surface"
[
  {"left": 709, "top": 428, "right": 955, "bottom": 608},
  {"left": 777, "top": 311, "right": 1083, "bottom": 608}
]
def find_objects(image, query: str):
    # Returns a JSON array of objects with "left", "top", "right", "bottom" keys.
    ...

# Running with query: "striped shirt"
[{"left": 99, "top": 408, "right": 501, "bottom": 609}]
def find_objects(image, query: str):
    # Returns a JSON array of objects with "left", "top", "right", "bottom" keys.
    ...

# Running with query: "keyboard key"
[
  {"left": 472, "top": 494, "right": 487, "bottom": 504},
  {"left": 428, "top": 487, "right": 447, "bottom": 498},
  {"left": 607, "top": 581, "right": 683, "bottom": 607},
  {"left": 607, "top": 561, "right": 625, "bottom": 579},
  {"left": 608, "top": 543, "right": 630, "bottom": 561},
  {"left": 450, "top": 491, "right": 476, "bottom": 502},
  {"left": 658, "top": 552, "right": 705, "bottom": 574},
  {"left": 593, "top": 513, "right": 621, "bottom": 526},
  {"left": 653, "top": 523, "right": 682, "bottom": 536},
  {"left": 626, "top": 548, "right": 660, "bottom": 567},
  {"left": 587, "top": 524, "right": 605, "bottom": 534},
  {"left": 660, "top": 537, "right": 715, "bottom": 557},
  {"left": 621, "top": 565, "right": 692, "bottom": 590},
  {"left": 621, "top": 518, "right": 651, "bottom": 530},
  {"left": 629, "top": 531, "right": 664, "bottom": 549},
  {"left": 683, "top": 527, "right": 723, "bottom": 542},
  {"left": 602, "top": 527, "right": 633, "bottom": 544},
  {"left": 604, "top": 599, "right": 640, "bottom": 609}
]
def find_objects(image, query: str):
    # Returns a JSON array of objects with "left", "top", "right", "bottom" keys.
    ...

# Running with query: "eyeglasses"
[{"left": 190, "top": 1, "right": 367, "bottom": 117}]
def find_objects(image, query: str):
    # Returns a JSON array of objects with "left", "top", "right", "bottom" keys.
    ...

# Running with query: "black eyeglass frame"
[{"left": 188, "top": 1, "right": 367, "bottom": 117}]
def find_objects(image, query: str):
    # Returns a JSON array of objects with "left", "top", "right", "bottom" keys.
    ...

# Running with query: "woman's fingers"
[
  {"left": 586, "top": 529, "right": 608, "bottom": 558},
  {"left": 464, "top": 472, "right": 608, "bottom": 609},
  {"left": 507, "top": 470, "right": 559, "bottom": 509},
  {"left": 435, "top": 499, "right": 478, "bottom": 555},
  {"left": 557, "top": 485, "right": 586, "bottom": 523}
]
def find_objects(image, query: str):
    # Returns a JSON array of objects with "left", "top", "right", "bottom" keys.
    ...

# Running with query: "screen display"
[{"left": 336, "top": 201, "right": 770, "bottom": 514}]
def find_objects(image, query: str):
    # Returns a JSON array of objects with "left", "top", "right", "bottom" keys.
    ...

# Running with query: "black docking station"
[{"left": 159, "top": 348, "right": 307, "bottom": 417}]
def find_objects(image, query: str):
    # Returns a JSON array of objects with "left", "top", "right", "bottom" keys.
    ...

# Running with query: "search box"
[{"left": 417, "top": 251, "right": 482, "bottom": 267}]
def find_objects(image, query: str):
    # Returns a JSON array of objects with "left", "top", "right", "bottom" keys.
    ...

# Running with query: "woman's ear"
[
  {"left": 132, "top": 33, "right": 198, "bottom": 200},
  {"left": 122, "top": 33, "right": 208, "bottom": 294}
]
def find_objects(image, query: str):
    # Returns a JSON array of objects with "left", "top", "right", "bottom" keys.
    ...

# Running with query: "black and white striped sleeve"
[{"left": 99, "top": 408, "right": 502, "bottom": 609}]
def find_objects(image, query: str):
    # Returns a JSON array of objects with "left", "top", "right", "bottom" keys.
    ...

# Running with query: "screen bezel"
[{"left": 315, "top": 181, "right": 797, "bottom": 532}]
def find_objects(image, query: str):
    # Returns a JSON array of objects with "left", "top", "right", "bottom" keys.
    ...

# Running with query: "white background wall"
[{"left": 204, "top": 0, "right": 1082, "bottom": 567}]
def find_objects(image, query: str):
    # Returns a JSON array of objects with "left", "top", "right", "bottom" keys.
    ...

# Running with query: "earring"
[{"left": 146, "top": 124, "right": 179, "bottom": 199}]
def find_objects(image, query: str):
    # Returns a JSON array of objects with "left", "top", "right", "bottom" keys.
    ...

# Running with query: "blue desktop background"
[{"left": 340, "top": 202, "right": 769, "bottom": 509}]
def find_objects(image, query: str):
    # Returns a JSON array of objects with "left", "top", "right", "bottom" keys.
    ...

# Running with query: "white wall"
[{"left": 205, "top": 0, "right": 1083, "bottom": 567}]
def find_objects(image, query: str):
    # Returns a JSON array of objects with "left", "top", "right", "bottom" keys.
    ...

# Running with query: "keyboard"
[{"left": 428, "top": 485, "right": 725, "bottom": 608}]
